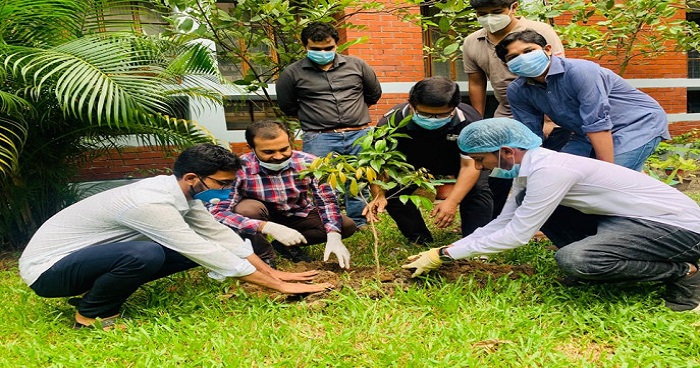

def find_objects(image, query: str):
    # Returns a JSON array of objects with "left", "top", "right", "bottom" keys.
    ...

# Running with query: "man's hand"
[
  {"left": 240, "top": 270, "right": 333, "bottom": 294},
  {"left": 261, "top": 222, "right": 307, "bottom": 246},
  {"left": 324, "top": 232, "right": 350, "bottom": 269},
  {"left": 402, "top": 247, "right": 443, "bottom": 277},
  {"left": 270, "top": 269, "right": 320, "bottom": 282},
  {"left": 363, "top": 197, "right": 388, "bottom": 223},
  {"left": 431, "top": 201, "right": 458, "bottom": 228},
  {"left": 277, "top": 282, "right": 334, "bottom": 294}
]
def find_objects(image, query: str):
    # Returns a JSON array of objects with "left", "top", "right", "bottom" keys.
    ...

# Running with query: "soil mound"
[{"left": 226, "top": 260, "right": 535, "bottom": 305}]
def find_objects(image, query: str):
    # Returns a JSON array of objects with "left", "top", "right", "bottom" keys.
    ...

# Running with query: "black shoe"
[
  {"left": 272, "top": 242, "right": 312, "bottom": 263},
  {"left": 664, "top": 265, "right": 700, "bottom": 312}
]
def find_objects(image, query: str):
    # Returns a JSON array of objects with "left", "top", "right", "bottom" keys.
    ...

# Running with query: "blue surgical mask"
[
  {"left": 489, "top": 148, "right": 520, "bottom": 179},
  {"left": 507, "top": 50, "right": 550, "bottom": 78},
  {"left": 490, "top": 164, "right": 520, "bottom": 179},
  {"left": 258, "top": 156, "right": 292, "bottom": 172},
  {"left": 307, "top": 50, "right": 335, "bottom": 65},
  {"left": 411, "top": 114, "right": 452, "bottom": 130},
  {"left": 194, "top": 188, "right": 231, "bottom": 204}
]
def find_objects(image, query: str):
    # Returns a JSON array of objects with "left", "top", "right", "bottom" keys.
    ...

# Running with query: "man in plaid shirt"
[{"left": 208, "top": 120, "right": 356, "bottom": 268}]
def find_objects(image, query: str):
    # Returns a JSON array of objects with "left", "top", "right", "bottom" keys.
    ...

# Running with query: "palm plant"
[{"left": 0, "top": 0, "right": 225, "bottom": 250}]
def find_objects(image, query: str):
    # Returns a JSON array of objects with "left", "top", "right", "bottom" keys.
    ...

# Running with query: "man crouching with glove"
[
  {"left": 208, "top": 120, "right": 356, "bottom": 269},
  {"left": 403, "top": 118, "right": 700, "bottom": 315}
]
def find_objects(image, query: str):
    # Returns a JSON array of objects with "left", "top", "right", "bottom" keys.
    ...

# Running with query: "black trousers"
[
  {"left": 30, "top": 241, "right": 198, "bottom": 318},
  {"left": 384, "top": 170, "right": 493, "bottom": 244},
  {"left": 233, "top": 199, "right": 357, "bottom": 261}
]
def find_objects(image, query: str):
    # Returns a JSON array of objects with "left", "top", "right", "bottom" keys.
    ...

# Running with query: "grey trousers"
[{"left": 553, "top": 216, "right": 700, "bottom": 283}]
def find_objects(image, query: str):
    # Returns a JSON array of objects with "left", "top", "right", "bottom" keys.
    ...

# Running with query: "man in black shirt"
[{"left": 364, "top": 77, "right": 493, "bottom": 245}]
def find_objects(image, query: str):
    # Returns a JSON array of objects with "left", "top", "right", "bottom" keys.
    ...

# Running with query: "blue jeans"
[
  {"left": 559, "top": 134, "right": 662, "bottom": 171},
  {"left": 302, "top": 128, "right": 369, "bottom": 227},
  {"left": 30, "top": 241, "right": 197, "bottom": 318},
  {"left": 614, "top": 136, "right": 663, "bottom": 171},
  {"left": 554, "top": 217, "right": 700, "bottom": 283}
]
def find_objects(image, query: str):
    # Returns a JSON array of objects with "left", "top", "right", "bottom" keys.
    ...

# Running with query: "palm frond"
[
  {"left": 0, "top": 0, "right": 88, "bottom": 46},
  {"left": 0, "top": 90, "right": 32, "bottom": 117},
  {"left": 0, "top": 115, "right": 28, "bottom": 178},
  {"left": 80, "top": 0, "right": 169, "bottom": 35},
  {"left": 132, "top": 113, "right": 218, "bottom": 147},
  {"left": 7, "top": 35, "right": 171, "bottom": 126}
]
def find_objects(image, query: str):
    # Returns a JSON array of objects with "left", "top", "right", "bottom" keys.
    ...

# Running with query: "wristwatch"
[{"left": 438, "top": 247, "right": 454, "bottom": 263}]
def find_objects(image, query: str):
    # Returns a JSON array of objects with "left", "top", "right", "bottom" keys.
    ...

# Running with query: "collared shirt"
[
  {"left": 209, "top": 151, "right": 343, "bottom": 234},
  {"left": 448, "top": 148, "right": 700, "bottom": 260},
  {"left": 276, "top": 54, "right": 382, "bottom": 131},
  {"left": 462, "top": 17, "right": 565, "bottom": 117},
  {"left": 19, "top": 175, "right": 256, "bottom": 286},
  {"left": 378, "top": 102, "right": 482, "bottom": 176},
  {"left": 508, "top": 56, "right": 670, "bottom": 155}
]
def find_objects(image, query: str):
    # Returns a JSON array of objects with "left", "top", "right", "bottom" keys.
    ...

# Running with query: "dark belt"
[{"left": 310, "top": 124, "right": 369, "bottom": 133}]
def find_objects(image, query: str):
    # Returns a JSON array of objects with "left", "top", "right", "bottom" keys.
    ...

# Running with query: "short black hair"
[
  {"left": 173, "top": 143, "right": 241, "bottom": 178},
  {"left": 300, "top": 22, "right": 340, "bottom": 46},
  {"left": 245, "top": 120, "right": 291, "bottom": 148},
  {"left": 495, "top": 29, "right": 548, "bottom": 63},
  {"left": 470, "top": 0, "right": 516, "bottom": 9},
  {"left": 408, "top": 76, "right": 461, "bottom": 108}
]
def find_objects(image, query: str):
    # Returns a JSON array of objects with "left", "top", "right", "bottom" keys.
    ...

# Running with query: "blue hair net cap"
[{"left": 458, "top": 118, "right": 542, "bottom": 153}]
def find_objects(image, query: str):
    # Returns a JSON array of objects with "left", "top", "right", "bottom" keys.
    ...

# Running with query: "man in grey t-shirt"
[{"left": 276, "top": 22, "right": 382, "bottom": 229}]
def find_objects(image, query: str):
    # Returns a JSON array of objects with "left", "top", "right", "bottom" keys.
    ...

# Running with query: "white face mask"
[
  {"left": 477, "top": 10, "right": 512, "bottom": 33},
  {"left": 257, "top": 156, "right": 292, "bottom": 172}
]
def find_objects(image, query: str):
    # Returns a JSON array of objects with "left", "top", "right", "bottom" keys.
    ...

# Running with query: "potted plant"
[{"left": 648, "top": 154, "right": 699, "bottom": 190}]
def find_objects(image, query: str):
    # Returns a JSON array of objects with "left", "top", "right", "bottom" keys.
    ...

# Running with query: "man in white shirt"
[
  {"left": 19, "top": 144, "right": 333, "bottom": 329},
  {"left": 403, "top": 118, "right": 700, "bottom": 312}
]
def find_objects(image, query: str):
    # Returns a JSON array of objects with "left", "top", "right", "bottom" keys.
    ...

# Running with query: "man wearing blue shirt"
[{"left": 495, "top": 29, "right": 669, "bottom": 171}]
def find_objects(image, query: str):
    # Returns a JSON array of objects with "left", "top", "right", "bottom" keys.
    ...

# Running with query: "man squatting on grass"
[
  {"left": 403, "top": 118, "right": 700, "bottom": 312},
  {"left": 207, "top": 120, "right": 355, "bottom": 269},
  {"left": 19, "top": 144, "right": 332, "bottom": 329}
]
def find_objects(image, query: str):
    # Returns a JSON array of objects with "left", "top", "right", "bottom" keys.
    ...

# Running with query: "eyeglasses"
[
  {"left": 414, "top": 109, "right": 455, "bottom": 119},
  {"left": 198, "top": 175, "right": 234, "bottom": 189}
]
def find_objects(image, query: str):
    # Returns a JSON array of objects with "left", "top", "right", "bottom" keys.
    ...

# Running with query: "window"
[
  {"left": 419, "top": 4, "right": 468, "bottom": 81},
  {"left": 223, "top": 99, "right": 278, "bottom": 130}
]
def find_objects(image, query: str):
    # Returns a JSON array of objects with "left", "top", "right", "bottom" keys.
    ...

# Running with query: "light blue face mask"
[
  {"left": 411, "top": 114, "right": 452, "bottom": 130},
  {"left": 307, "top": 50, "right": 335, "bottom": 65},
  {"left": 507, "top": 49, "right": 550, "bottom": 78},
  {"left": 490, "top": 164, "right": 520, "bottom": 179},
  {"left": 489, "top": 149, "right": 520, "bottom": 179},
  {"left": 258, "top": 156, "right": 292, "bottom": 172},
  {"left": 193, "top": 188, "right": 231, "bottom": 204}
]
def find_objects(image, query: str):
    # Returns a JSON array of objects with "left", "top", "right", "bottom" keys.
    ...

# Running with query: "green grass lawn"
[{"left": 1, "top": 214, "right": 699, "bottom": 367}]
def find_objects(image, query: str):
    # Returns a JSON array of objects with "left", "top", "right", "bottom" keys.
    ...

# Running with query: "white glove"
[
  {"left": 324, "top": 232, "right": 350, "bottom": 269},
  {"left": 261, "top": 222, "right": 307, "bottom": 246}
]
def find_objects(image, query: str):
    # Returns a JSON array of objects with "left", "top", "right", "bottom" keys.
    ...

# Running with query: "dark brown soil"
[{"left": 225, "top": 260, "right": 535, "bottom": 305}]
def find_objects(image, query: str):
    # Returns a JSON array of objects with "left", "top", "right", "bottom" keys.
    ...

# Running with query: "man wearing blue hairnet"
[{"left": 403, "top": 118, "right": 700, "bottom": 313}]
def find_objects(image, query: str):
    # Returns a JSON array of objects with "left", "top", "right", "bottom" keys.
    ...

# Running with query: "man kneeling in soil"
[
  {"left": 19, "top": 144, "right": 332, "bottom": 330},
  {"left": 403, "top": 118, "right": 700, "bottom": 312}
]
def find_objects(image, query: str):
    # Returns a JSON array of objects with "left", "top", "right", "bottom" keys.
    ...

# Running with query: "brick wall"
[
  {"left": 553, "top": 8, "right": 688, "bottom": 117},
  {"left": 341, "top": 1, "right": 424, "bottom": 122},
  {"left": 74, "top": 146, "right": 179, "bottom": 182}
]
